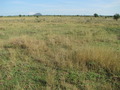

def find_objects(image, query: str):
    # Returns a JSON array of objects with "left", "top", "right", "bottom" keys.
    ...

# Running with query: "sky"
[{"left": 0, "top": 0, "right": 120, "bottom": 16}]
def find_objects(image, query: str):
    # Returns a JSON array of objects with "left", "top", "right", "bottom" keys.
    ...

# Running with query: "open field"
[{"left": 0, "top": 16, "right": 120, "bottom": 90}]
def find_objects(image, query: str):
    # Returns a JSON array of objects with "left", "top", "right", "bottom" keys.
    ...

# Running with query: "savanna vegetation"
[{"left": 0, "top": 16, "right": 120, "bottom": 90}]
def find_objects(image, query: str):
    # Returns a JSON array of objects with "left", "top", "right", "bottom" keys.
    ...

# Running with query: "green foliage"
[
  {"left": 113, "top": 14, "right": 120, "bottom": 21},
  {"left": 36, "top": 16, "right": 39, "bottom": 18},
  {"left": 19, "top": 14, "right": 22, "bottom": 17},
  {"left": 94, "top": 13, "right": 99, "bottom": 17},
  {"left": 66, "top": 71, "right": 86, "bottom": 89}
]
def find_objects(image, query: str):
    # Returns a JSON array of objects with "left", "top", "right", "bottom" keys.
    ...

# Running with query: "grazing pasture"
[{"left": 0, "top": 16, "right": 120, "bottom": 90}]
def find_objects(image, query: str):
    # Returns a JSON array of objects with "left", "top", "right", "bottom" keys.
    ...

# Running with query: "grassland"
[{"left": 0, "top": 16, "right": 120, "bottom": 90}]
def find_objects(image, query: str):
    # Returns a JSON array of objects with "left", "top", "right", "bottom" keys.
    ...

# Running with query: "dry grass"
[{"left": 0, "top": 16, "right": 120, "bottom": 90}]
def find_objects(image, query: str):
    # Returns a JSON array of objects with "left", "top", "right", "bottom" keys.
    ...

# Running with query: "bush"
[
  {"left": 113, "top": 14, "right": 120, "bottom": 21},
  {"left": 19, "top": 14, "right": 22, "bottom": 17},
  {"left": 94, "top": 13, "right": 99, "bottom": 17}
]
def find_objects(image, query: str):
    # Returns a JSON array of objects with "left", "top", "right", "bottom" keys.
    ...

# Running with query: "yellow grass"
[{"left": 0, "top": 16, "right": 120, "bottom": 89}]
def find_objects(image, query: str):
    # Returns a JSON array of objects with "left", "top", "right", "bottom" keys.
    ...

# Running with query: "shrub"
[
  {"left": 113, "top": 14, "right": 120, "bottom": 21},
  {"left": 94, "top": 13, "right": 99, "bottom": 17},
  {"left": 19, "top": 14, "right": 22, "bottom": 17}
]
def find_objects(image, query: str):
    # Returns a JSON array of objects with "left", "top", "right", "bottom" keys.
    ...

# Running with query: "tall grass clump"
[
  {"left": 71, "top": 46, "right": 120, "bottom": 74},
  {"left": 3, "top": 36, "right": 49, "bottom": 63}
]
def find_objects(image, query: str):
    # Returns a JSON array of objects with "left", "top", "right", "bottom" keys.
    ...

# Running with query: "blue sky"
[{"left": 1, "top": 0, "right": 120, "bottom": 16}]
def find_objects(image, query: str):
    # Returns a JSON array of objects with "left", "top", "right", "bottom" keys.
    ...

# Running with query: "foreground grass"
[{"left": 0, "top": 16, "right": 120, "bottom": 90}]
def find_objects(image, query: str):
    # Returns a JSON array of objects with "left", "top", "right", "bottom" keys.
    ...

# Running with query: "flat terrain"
[{"left": 0, "top": 16, "right": 120, "bottom": 90}]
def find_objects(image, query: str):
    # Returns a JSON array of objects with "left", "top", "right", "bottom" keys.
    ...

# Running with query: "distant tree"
[
  {"left": 113, "top": 14, "right": 120, "bottom": 21},
  {"left": 36, "top": 16, "right": 39, "bottom": 18},
  {"left": 105, "top": 16, "right": 108, "bottom": 19},
  {"left": 94, "top": 13, "right": 99, "bottom": 17},
  {"left": 19, "top": 14, "right": 22, "bottom": 17}
]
